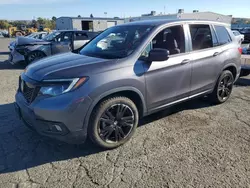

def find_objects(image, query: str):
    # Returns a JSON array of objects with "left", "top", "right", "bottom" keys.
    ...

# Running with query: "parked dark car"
[
  {"left": 9, "top": 30, "right": 99, "bottom": 65},
  {"left": 15, "top": 20, "right": 241, "bottom": 149},
  {"left": 240, "top": 27, "right": 250, "bottom": 42}
]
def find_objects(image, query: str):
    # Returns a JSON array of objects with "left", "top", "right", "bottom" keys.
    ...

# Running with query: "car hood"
[
  {"left": 25, "top": 52, "right": 118, "bottom": 81},
  {"left": 16, "top": 36, "right": 50, "bottom": 46}
]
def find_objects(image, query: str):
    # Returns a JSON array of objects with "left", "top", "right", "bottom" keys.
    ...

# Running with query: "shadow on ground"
[
  {"left": 0, "top": 52, "right": 9, "bottom": 55},
  {"left": 0, "top": 59, "right": 24, "bottom": 70},
  {"left": 235, "top": 77, "right": 250, "bottom": 87},
  {"left": 0, "top": 97, "right": 212, "bottom": 174}
]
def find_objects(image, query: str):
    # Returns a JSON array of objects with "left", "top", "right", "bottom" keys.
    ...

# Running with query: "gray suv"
[{"left": 15, "top": 20, "right": 241, "bottom": 149}]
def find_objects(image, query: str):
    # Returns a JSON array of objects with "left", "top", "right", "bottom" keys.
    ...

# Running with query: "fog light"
[
  {"left": 38, "top": 120, "right": 69, "bottom": 135},
  {"left": 47, "top": 123, "right": 69, "bottom": 135},
  {"left": 53, "top": 125, "right": 63, "bottom": 132}
]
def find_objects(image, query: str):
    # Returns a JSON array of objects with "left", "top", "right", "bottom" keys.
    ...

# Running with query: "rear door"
[
  {"left": 188, "top": 24, "right": 223, "bottom": 95},
  {"left": 51, "top": 32, "right": 73, "bottom": 54},
  {"left": 73, "top": 32, "right": 89, "bottom": 51}
]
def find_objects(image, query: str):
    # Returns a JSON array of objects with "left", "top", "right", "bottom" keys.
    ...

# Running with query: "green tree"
[
  {"left": 31, "top": 19, "right": 37, "bottom": 28},
  {"left": 0, "top": 20, "right": 10, "bottom": 29},
  {"left": 52, "top": 16, "right": 57, "bottom": 21},
  {"left": 37, "top": 17, "right": 45, "bottom": 26}
]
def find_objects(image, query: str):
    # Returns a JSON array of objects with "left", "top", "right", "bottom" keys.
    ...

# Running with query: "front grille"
[{"left": 19, "top": 78, "right": 39, "bottom": 103}]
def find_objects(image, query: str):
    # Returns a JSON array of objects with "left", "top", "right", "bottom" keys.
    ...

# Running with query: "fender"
[
  {"left": 82, "top": 86, "right": 147, "bottom": 132},
  {"left": 221, "top": 63, "right": 238, "bottom": 80}
]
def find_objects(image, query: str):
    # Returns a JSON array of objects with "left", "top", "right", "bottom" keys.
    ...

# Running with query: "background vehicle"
[
  {"left": 8, "top": 32, "right": 49, "bottom": 52},
  {"left": 232, "top": 30, "right": 244, "bottom": 43},
  {"left": 26, "top": 32, "right": 49, "bottom": 39},
  {"left": 240, "top": 27, "right": 250, "bottom": 42},
  {"left": 8, "top": 25, "right": 37, "bottom": 37},
  {"left": 9, "top": 30, "right": 99, "bottom": 65},
  {"left": 15, "top": 20, "right": 241, "bottom": 149}
]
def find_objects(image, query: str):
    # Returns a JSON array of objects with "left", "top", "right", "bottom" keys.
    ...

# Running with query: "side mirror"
[{"left": 148, "top": 48, "right": 169, "bottom": 62}]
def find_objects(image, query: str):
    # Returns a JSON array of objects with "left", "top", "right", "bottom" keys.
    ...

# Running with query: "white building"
[
  {"left": 125, "top": 10, "right": 232, "bottom": 27},
  {"left": 56, "top": 17, "right": 124, "bottom": 32}
]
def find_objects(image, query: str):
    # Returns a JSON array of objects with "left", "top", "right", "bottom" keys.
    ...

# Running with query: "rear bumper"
[{"left": 15, "top": 90, "right": 93, "bottom": 144}]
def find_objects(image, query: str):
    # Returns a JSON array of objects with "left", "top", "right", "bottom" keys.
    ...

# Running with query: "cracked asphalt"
[{"left": 1, "top": 38, "right": 250, "bottom": 187}]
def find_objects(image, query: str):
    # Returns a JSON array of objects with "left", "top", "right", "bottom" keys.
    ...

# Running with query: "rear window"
[
  {"left": 74, "top": 32, "right": 88, "bottom": 40},
  {"left": 189, "top": 24, "right": 213, "bottom": 51},
  {"left": 233, "top": 31, "right": 240, "bottom": 36},
  {"left": 214, "top": 26, "right": 232, "bottom": 45}
]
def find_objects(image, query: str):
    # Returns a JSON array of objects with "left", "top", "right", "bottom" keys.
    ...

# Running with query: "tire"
[
  {"left": 209, "top": 70, "right": 234, "bottom": 104},
  {"left": 88, "top": 97, "right": 139, "bottom": 149},
  {"left": 27, "top": 51, "right": 46, "bottom": 64},
  {"left": 15, "top": 32, "right": 23, "bottom": 37}
]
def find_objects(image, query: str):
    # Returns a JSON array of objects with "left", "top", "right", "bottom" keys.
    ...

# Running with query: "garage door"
[{"left": 107, "top": 21, "right": 116, "bottom": 28}]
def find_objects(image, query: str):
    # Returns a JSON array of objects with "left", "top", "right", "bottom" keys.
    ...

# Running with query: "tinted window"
[
  {"left": 233, "top": 31, "right": 240, "bottom": 36},
  {"left": 44, "top": 31, "right": 61, "bottom": 41},
  {"left": 62, "top": 32, "right": 73, "bottom": 42},
  {"left": 189, "top": 24, "right": 213, "bottom": 50},
  {"left": 74, "top": 32, "right": 88, "bottom": 40},
  {"left": 214, "top": 26, "right": 232, "bottom": 45},
  {"left": 141, "top": 25, "right": 185, "bottom": 58}
]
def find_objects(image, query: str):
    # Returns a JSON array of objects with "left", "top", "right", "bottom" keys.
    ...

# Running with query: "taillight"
[{"left": 238, "top": 47, "right": 243, "bottom": 54}]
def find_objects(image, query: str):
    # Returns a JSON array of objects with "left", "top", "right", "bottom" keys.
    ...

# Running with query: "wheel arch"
[
  {"left": 27, "top": 50, "right": 47, "bottom": 57},
  {"left": 82, "top": 87, "right": 147, "bottom": 131},
  {"left": 223, "top": 64, "right": 237, "bottom": 80}
]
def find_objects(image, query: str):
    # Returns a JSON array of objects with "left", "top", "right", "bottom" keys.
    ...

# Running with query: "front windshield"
[
  {"left": 80, "top": 25, "right": 154, "bottom": 59},
  {"left": 44, "top": 31, "right": 61, "bottom": 41}
]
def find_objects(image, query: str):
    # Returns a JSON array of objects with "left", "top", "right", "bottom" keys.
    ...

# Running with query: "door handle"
[
  {"left": 213, "top": 52, "right": 219, "bottom": 57},
  {"left": 181, "top": 59, "right": 190, "bottom": 65}
]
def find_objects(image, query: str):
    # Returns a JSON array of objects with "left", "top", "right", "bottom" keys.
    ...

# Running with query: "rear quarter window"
[
  {"left": 214, "top": 25, "right": 232, "bottom": 45},
  {"left": 74, "top": 32, "right": 88, "bottom": 41}
]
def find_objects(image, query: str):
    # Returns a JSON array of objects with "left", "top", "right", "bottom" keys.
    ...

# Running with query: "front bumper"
[
  {"left": 9, "top": 46, "right": 25, "bottom": 65},
  {"left": 15, "top": 89, "right": 93, "bottom": 144}
]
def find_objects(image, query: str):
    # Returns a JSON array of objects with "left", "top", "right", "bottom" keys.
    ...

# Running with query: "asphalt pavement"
[{"left": 1, "top": 38, "right": 250, "bottom": 188}]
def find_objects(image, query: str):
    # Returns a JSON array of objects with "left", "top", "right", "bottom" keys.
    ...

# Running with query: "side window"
[
  {"left": 55, "top": 33, "right": 64, "bottom": 42},
  {"left": 62, "top": 32, "right": 73, "bottom": 42},
  {"left": 74, "top": 32, "right": 89, "bottom": 41},
  {"left": 214, "top": 25, "right": 232, "bottom": 45},
  {"left": 141, "top": 25, "right": 185, "bottom": 58},
  {"left": 189, "top": 24, "right": 213, "bottom": 51}
]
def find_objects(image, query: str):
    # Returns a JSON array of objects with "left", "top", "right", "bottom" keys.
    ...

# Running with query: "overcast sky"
[{"left": 0, "top": 0, "right": 249, "bottom": 20}]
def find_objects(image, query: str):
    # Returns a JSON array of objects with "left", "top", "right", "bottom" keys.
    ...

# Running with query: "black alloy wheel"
[
  {"left": 27, "top": 51, "right": 46, "bottom": 64},
  {"left": 98, "top": 104, "right": 135, "bottom": 143},
  {"left": 89, "top": 97, "right": 139, "bottom": 149},
  {"left": 217, "top": 74, "right": 233, "bottom": 102},
  {"left": 210, "top": 70, "right": 234, "bottom": 104}
]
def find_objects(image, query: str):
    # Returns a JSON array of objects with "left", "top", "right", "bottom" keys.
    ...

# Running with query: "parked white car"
[{"left": 232, "top": 30, "right": 244, "bottom": 43}]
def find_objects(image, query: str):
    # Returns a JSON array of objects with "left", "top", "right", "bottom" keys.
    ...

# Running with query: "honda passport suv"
[{"left": 15, "top": 20, "right": 241, "bottom": 149}]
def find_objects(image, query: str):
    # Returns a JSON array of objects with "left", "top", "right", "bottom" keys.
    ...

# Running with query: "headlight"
[{"left": 39, "top": 77, "right": 88, "bottom": 97}]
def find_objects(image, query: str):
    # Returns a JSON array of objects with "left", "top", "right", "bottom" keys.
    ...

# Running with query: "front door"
[
  {"left": 142, "top": 24, "right": 192, "bottom": 112},
  {"left": 51, "top": 32, "right": 73, "bottom": 54}
]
